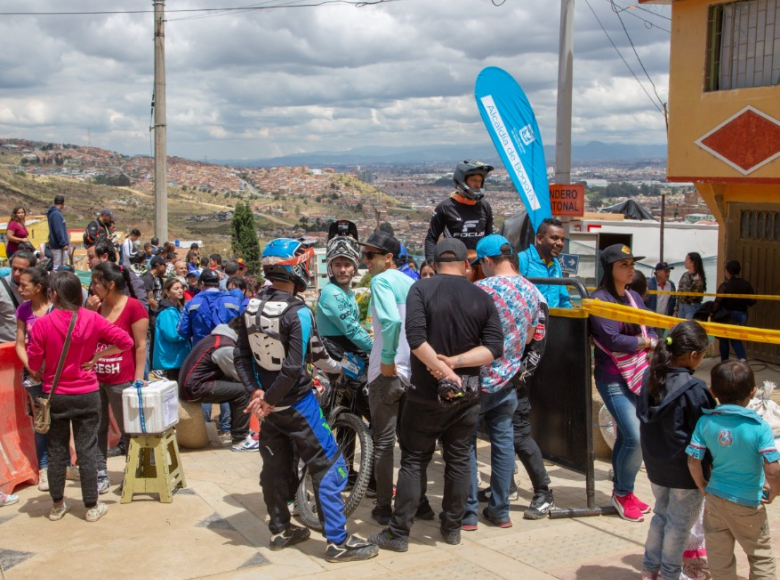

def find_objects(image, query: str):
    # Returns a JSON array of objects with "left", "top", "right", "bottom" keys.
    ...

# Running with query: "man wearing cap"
[
  {"left": 360, "top": 230, "right": 416, "bottom": 526},
  {"left": 84, "top": 209, "right": 114, "bottom": 248},
  {"left": 184, "top": 271, "right": 200, "bottom": 302},
  {"left": 517, "top": 217, "right": 571, "bottom": 308},
  {"left": 460, "top": 235, "right": 551, "bottom": 528},
  {"left": 47, "top": 195, "right": 69, "bottom": 270},
  {"left": 646, "top": 262, "right": 677, "bottom": 320},
  {"left": 369, "top": 238, "right": 503, "bottom": 551}
]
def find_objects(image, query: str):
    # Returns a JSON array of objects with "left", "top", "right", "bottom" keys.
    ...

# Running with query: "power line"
[
  {"left": 0, "top": 0, "right": 398, "bottom": 17},
  {"left": 605, "top": 0, "right": 671, "bottom": 33},
  {"left": 609, "top": 0, "right": 667, "bottom": 109},
  {"left": 582, "top": 0, "right": 664, "bottom": 114}
]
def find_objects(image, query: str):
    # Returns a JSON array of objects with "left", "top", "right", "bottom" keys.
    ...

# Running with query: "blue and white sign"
[
  {"left": 559, "top": 253, "right": 580, "bottom": 275},
  {"left": 475, "top": 67, "right": 552, "bottom": 234}
]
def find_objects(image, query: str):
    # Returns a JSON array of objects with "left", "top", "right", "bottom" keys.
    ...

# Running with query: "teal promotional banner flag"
[{"left": 475, "top": 67, "right": 552, "bottom": 233}]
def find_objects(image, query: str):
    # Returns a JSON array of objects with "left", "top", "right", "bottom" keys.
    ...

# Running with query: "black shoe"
[
  {"left": 440, "top": 526, "right": 461, "bottom": 545},
  {"left": 371, "top": 504, "right": 392, "bottom": 525},
  {"left": 524, "top": 489, "right": 554, "bottom": 520},
  {"left": 415, "top": 498, "right": 435, "bottom": 521},
  {"left": 326, "top": 534, "right": 381, "bottom": 562},
  {"left": 367, "top": 529, "right": 408, "bottom": 552},
  {"left": 477, "top": 488, "right": 491, "bottom": 503},
  {"left": 269, "top": 524, "right": 311, "bottom": 551},
  {"left": 107, "top": 444, "right": 126, "bottom": 458}
]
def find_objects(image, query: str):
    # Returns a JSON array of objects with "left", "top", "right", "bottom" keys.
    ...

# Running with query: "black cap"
[
  {"left": 199, "top": 269, "right": 220, "bottom": 285},
  {"left": 150, "top": 255, "right": 166, "bottom": 268},
  {"left": 360, "top": 231, "right": 401, "bottom": 259},
  {"left": 54, "top": 195, "right": 65, "bottom": 205},
  {"left": 600, "top": 244, "right": 645, "bottom": 268},
  {"left": 434, "top": 238, "right": 469, "bottom": 263},
  {"left": 654, "top": 261, "right": 674, "bottom": 271}
]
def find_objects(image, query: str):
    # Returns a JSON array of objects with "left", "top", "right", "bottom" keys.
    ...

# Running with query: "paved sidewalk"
[{"left": 2, "top": 431, "right": 779, "bottom": 580}]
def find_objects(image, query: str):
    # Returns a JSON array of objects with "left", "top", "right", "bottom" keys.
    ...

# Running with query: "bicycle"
[{"left": 294, "top": 346, "right": 373, "bottom": 531}]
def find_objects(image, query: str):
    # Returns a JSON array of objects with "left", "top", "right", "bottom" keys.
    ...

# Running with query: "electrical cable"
[
  {"left": 583, "top": 0, "right": 664, "bottom": 114},
  {"left": 0, "top": 0, "right": 399, "bottom": 17},
  {"left": 605, "top": 0, "right": 671, "bottom": 33},
  {"left": 609, "top": 0, "right": 667, "bottom": 110}
]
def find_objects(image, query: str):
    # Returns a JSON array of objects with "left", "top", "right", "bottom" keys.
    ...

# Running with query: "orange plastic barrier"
[{"left": 0, "top": 342, "right": 38, "bottom": 494}]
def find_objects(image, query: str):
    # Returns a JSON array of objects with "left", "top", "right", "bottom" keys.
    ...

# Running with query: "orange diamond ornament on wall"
[{"left": 696, "top": 106, "right": 780, "bottom": 175}]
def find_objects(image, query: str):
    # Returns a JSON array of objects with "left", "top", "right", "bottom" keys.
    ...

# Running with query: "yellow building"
[
  {"left": 0, "top": 215, "right": 50, "bottom": 261},
  {"left": 642, "top": 0, "right": 780, "bottom": 361}
]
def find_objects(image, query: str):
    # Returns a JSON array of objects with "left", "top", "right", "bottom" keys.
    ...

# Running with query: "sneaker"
[
  {"left": 97, "top": 471, "right": 110, "bottom": 495},
  {"left": 366, "top": 529, "right": 408, "bottom": 553},
  {"left": 627, "top": 492, "right": 652, "bottom": 514},
  {"left": 66, "top": 466, "right": 81, "bottom": 481},
  {"left": 269, "top": 523, "right": 310, "bottom": 551},
  {"left": 482, "top": 507, "right": 512, "bottom": 528},
  {"left": 415, "top": 498, "right": 435, "bottom": 521},
  {"left": 218, "top": 431, "right": 232, "bottom": 439},
  {"left": 107, "top": 444, "right": 126, "bottom": 458},
  {"left": 508, "top": 480, "right": 519, "bottom": 501},
  {"left": 0, "top": 492, "right": 19, "bottom": 507},
  {"left": 524, "top": 490, "right": 554, "bottom": 520},
  {"left": 326, "top": 534, "right": 381, "bottom": 562},
  {"left": 461, "top": 520, "right": 478, "bottom": 532},
  {"left": 611, "top": 493, "right": 644, "bottom": 522},
  {"left": 231, "top": 435, "right": 260, "bottom": 452},
  {"left": 49, "top": 501, "right": 70, "bottom": 521},
  {"left": 371, "top": 504, "right": 392, "bottom": 525},
  {"left": 681, "top": 563, "right": 707, "bottom": 580},
  {"left": 38, "top": 468, "right": 50, "bottom": 492},
  {"left": 440, "top": 526, "right": 461, "bottom": 545},
  {"left": 478, "top": 484, "right": 519, "bottom": 503},
  {"left": 477, "top": 488, "right": 492, "bottom": 503},
  {"left": 85, "top": 502, "right": 108, "bottom": 522},
  {"left": 287, "top": 501, "right": 298, "bottom": 517}
]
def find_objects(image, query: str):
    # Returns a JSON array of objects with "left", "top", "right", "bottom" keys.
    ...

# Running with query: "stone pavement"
[{"left": 1, "top": 354, "right": 778, "bottom": 580}]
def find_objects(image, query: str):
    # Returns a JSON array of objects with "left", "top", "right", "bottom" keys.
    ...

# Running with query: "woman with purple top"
[{"left": 590, "top": 244, "right": 657, "bottom": 523}]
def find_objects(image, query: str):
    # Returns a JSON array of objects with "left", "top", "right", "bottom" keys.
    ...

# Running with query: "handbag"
[
  {"left": 593, "top": 292, "right": 650, "bottom": 395},
  {"left": 32, "top": 311, "right": 78, "bottom": 434}
]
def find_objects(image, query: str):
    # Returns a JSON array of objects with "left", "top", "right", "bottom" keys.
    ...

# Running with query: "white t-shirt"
[{"left": 655, "top": 281, "right": 672, "bottom": 315}]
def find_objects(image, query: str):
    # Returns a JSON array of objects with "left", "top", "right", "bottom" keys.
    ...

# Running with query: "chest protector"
[{"left": 244, "top": 295, "right": 302, "bottom": 372}]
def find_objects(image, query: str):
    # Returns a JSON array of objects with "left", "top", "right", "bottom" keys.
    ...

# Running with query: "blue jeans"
[
  {"left": 201, "top": 402, "right": 232, "bottom": 433},
  {"left": 719, "top": 310, "right": 748, "bottom": 361},
  {"left": 26, "top": 383, "right": 49, "bottom": 469},
  {"left": 596, "top": 378, "right": 642, "bottom": 495},
  {"left": 678, "top": 303, "right": 700, "bottom": 320},
  {"left": 643, "top": 484, "right": 703, "bottom": 579},
  {"left": 464, "top": 387, "right": 518, "bottom": 523}
]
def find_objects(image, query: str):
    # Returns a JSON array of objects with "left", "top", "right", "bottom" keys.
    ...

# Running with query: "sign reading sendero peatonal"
[{"left": 549, "top": 184, "right": 585, "bottom": 217}]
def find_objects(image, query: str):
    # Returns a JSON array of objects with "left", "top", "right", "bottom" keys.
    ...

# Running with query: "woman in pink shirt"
[
  {"left": 90, "top": 262, "right": 148, "bottom": 494},
  {"left": 14, "top": 267, "right": 52, "bottom": 492},
  {"left": 27, "top": 271, "right": 133, "bottom": 523}
]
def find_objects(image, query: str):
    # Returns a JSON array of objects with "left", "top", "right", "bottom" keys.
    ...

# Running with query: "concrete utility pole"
[
  {"left": 153, "top": 0, "right": 168, "bottom": 242},
  {"left": 555, "top": 0, "right": 575, "bottom": 186}
]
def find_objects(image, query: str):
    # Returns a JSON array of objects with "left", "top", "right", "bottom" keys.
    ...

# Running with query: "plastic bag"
[{"left": 748, "top": 381, "right": 780, "bottom": 438}]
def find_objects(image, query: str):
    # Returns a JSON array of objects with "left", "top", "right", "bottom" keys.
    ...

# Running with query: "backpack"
[{"left": 83, "top": 220, "right": 108, "bottom": 248}]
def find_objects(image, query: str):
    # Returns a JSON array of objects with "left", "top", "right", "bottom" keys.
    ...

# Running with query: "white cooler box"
[{"left": 122, "top": 380, "right": 180, "bottom": 435}]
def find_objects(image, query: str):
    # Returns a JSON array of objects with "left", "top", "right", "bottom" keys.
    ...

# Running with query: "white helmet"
[{"left": 326, "top": 235, "right": 360, "bottom": 279}]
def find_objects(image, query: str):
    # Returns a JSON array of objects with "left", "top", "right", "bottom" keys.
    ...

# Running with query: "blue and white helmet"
[{"left": 262, "top": 238, "right": 314, "bottom": 292}]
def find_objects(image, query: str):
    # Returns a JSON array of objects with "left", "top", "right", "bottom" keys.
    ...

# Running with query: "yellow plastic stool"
[{"left": 121, "top": 427, "right": 186, "bottom": 503}]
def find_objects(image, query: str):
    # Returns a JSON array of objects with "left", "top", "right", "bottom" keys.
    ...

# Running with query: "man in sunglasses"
[{"left": 360, "top": 231, "right": 416, "bottom": 526}]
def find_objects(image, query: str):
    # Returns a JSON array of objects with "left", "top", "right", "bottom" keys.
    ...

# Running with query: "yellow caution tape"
[
  {"left": 585, "top": 286, "right": 778, "bottom": 301},
  {"left": 580, "top": 299, "right": 780, "bottom": 345}
]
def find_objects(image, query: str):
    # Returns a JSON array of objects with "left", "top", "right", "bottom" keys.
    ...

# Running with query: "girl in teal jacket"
[{"left": 153, "top": 278, "right": 191, "bottom": 381}]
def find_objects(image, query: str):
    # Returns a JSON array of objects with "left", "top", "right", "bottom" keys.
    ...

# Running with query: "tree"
[
  {"left": 379, "top": 221, "right": 394, "bottom": 236},
  {"left": 231, "top": 202, "right": 261, "bottom": 275}
]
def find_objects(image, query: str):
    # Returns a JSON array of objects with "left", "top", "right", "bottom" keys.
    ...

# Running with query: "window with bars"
[
  {"left": 706, "top": 0, "right": 780, "bottom": 91},
  {"left": 740, "top": 209, "right": 780, "bottom": 240}
]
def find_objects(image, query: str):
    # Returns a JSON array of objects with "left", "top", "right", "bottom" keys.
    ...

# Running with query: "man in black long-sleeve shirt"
[{"left": 369, "top": 238, "right": 504, "bottom": 551}]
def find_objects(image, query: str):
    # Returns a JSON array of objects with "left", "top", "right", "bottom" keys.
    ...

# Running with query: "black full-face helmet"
[{"left": 453, "top": 160, "right": 494, "bottom": 201}]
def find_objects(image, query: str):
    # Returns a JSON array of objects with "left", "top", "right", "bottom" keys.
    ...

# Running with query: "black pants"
[
  {"left": 513, "top": 387, "right": 550, "bottom": 492},
  {"left": 390, "top": 397, "right": 480, "bottom": 537},
  {"left": 48, "top": 391, "right": 101, "bottom": 508},
  {"left": 97, "top": 381, "right": 131, "bottom": 473},
  {"left": 196, "top": 380, "right": 251, "bottom": 442}
]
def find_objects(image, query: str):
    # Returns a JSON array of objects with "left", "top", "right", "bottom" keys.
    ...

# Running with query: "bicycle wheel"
[{"left": 294, "top": 412, "right": 373, "bottom": 531}]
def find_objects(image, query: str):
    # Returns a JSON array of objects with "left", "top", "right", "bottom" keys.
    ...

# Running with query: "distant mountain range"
[{"left": 217, "top": 141, "right": 667, "bottom": 168}]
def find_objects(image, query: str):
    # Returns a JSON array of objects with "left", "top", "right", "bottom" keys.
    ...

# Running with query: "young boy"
[{"left": 686, "top": 361, "right": 780, "bottom": 580}]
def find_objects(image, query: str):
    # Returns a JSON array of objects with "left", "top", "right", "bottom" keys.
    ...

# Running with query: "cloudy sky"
[{"left": 0, "top": 0, "right": 672, "bottom": 160}]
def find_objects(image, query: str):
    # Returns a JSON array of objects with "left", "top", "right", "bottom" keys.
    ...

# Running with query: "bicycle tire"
[{"left": 294, "top": 412, "right": 373, "bottom": 531}]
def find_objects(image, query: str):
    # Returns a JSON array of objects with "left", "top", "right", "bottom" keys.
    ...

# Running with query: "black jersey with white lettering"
[{"left": 424, "top": 196, "right": 494, "bottom": 261}]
